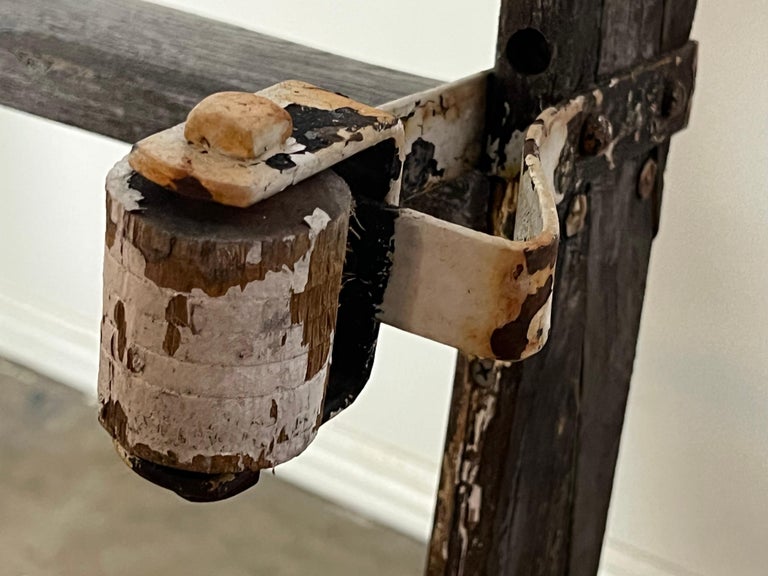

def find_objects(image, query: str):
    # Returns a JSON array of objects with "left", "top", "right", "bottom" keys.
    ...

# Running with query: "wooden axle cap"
[{"left": 184, "top": 91, "right": 293, "bottom": 160}]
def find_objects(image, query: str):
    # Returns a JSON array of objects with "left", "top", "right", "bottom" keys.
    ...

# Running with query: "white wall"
[{"left": 1, "top": 0, "right": 766, "bottom": 574}]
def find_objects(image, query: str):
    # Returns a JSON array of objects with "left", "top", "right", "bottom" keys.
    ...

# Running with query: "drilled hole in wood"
[{"left": 506, "top": 28, "right": 551, "bottom": 76}]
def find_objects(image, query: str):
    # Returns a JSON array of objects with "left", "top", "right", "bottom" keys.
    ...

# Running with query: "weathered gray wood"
[
  {"left": 0, "top": 0, "right": 437, "bottom": 143},
  {"left": 428, "top": 0, "right": 698, "bottom": 575}
]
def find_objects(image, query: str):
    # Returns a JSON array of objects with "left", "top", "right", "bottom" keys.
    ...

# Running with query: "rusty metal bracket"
[
  {"left": 99, "top": 40, "right": 697, "bottom": 501},
  {"left": 128, "top": 78, "right": 559, "bottom": 363}
]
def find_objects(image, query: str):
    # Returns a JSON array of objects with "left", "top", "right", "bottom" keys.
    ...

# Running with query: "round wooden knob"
[
  {"left": 184, "top": 91, "right": 293, "bottom": 160},
  {"left": 99, "top": 157, "right": 351, "bottom": 476}
]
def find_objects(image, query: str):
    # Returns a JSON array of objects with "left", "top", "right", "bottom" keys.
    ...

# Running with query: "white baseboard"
[
  {"left": 0, "top": 292, "right": 99, "bottom": 396},
  {"left": 600, "top": 538, "right": 705, "bottom": 576},
  {"left": 275, "top": 421, "right": 438, "bottom": 542},
  {"left": 0, "top": 290, "right": 437, "bottom": 541}
]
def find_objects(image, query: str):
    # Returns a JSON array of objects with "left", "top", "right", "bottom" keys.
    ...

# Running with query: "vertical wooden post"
[{"left": 427, "top": 1, "right": 698, "bottom": 575}]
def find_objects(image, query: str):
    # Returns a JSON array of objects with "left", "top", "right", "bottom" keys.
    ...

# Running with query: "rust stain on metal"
[
  {"left": 490, "top": 275, "right": 553, "bottom": 359},
  {"left": 523, "top": 238, "right": 559, "bottom": 274},
  {"left": 384, "top": 72, "right": 486, "bottom": 200},
  {"left": 579, "top": 114, "right": 612, "bottom": 156}
]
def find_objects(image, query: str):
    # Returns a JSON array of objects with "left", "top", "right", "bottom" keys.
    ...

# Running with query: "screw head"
[
  {"left": 638, "top": 158, "right": 658, "bottom": 200},
  {"left": 579, "top": 115, "right": 613, "bottom": 156},
  {"left": 184, "top": 92, "right": 293, "bottom": 160},
  {"left": 661, "top": 80, "right": 687, "bottom": 119}
]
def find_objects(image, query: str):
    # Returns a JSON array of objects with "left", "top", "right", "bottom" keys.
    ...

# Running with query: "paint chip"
[
  {"left": 107, "top": 157, "right": 143, "bottom": 211},
  {"left": 303, "top": 208, "right": 331, "bottom": 238}
]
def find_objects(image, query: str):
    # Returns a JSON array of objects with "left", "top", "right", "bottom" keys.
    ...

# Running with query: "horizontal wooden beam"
[{"left": 0, "top": 0, "right": 438, "bottom": 143}]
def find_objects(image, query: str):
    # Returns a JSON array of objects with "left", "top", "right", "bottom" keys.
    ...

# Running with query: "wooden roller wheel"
[{"left": 99, "top": 157, "right": 351, "bottom": 488}]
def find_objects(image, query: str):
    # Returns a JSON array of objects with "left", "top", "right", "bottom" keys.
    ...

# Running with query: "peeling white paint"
[
  {"left": 106, "top": 156, "right": 143, "bottom": 211},
  {"left": 526, "top": 96, "right": 585, "bottom": 205},
  {"left": 303, "top": 207, "right": 331, "bottom": 238},
  {"left": 384, "top": 72, "right": 487, "bottom": 189},
  {"left": 245, "top": 243, "right": 262, "bottom": 265}
]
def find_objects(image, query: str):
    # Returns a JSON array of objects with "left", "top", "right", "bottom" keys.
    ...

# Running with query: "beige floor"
[{"left": 0, "top": 358, "right": 425, "bottom": 576}]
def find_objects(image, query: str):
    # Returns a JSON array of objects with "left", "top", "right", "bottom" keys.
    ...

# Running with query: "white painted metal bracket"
[
  {"left": 126, "top": 78, "right": 560, "bottom": 362},
  {"left": 99, "top": 40, "right": 697, "bottom": 500},
  {"left": 129, "top": 81, "right": 404, "bottom": 207}
]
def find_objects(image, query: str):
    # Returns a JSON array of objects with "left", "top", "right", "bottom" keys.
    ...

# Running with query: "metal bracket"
[
  {"left": 99, "top": 40, "right": 696, "bottom": 500},
  {"left": 128, "top": 77, "right": 560, "bottom": 362}
]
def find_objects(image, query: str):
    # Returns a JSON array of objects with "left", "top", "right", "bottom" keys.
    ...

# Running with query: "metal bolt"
[
  {"left": 565, "top": 193, "right": 588, "bottom": 237},
  {"left": 579, "top": 114, "right": 613, "bottom": 156},
  {"left": 638, "top": 158, "right": 658, "bottom": 200}
]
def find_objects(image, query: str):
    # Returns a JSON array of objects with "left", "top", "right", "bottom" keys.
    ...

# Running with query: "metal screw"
[
  {"left": 579, "top": 114, "right": 613, "bottom": 156},
  {"left": 661, "top": 80, "right": 687, "bottom": 119},
  {"left": 565, "top": 193, "right": 588, "bottom": 237},
  {"left": 638, "top": 158, "right": 658, "bottom": 200},
  {"left": 470, "top": 358, "right": 497, "bottom": 388}
]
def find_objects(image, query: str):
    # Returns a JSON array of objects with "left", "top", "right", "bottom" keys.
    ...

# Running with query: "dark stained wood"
[
  {"left": 490, "top": 0, "right": 604, "bottom": 132},
  {"left": 428, "top": 0, "right": 698, "bottom": 575},
  {"left": 403, "top": 170, "right": 492, "bottom": 232},
  {"left": 568, "top": 8, "right": 697, "bottom": 573},
  {"left": 428, "top": 0, "right": 603, "bottom": 571},
  {"left": 597, "top": 0, "right": 664, "bottom": 75},
  {"left": 0, "top": 0, "right": 438, "bottom": 143},
  {"left": 567, "top": 154, "right": 653, "bottom": 576},
  {"left": 662, "top": 0, "right": 699, "bottom": 54}
]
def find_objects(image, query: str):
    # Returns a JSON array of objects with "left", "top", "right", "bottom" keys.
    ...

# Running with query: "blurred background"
[{"left": 1, "top": 0, "right": 766, "bottom": 574}]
